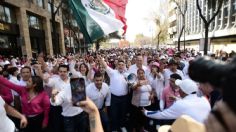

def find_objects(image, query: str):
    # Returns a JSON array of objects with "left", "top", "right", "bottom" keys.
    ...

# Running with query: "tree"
[
  {"left": 196, "top": 0, "right": 224, "bottom": 55},
  {"left": 94, "top": 31, "right": 121, "bottom": 51},
  {"left": 154, "top": 16, "right": 168, "bottom": 49},
  {"left": 134, "top": 34, "right": 152, "bottom": 47},
  {"left": 95, "top": 37, "right": 109, "bottom": 51},
  {"left": 146, "top": 0, "right": 170, "bottom": 49},
  {"left": 62, "top": 1, "right": 82, "bottom": 54},
  {"left": 171, "top": 0, "right": 187, "bottom": 51},
  {"left": 49, "top": 0, "right": 65, "bottom": 55}
]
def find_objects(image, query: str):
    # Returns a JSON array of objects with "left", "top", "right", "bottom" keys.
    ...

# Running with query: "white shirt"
[
  {"left": 145, "top": 94, "right": 211, "bottom": 123},
  {"left": 9, "top": 76, "right": 20, "bottom": 85},
  {"left": 86, "top": 83, "right": 111, "bottom": 109},
  {"left": 106, "top": 66, "right": 128, "bottom": 96},
  {"left": 46, "top": 77, "right": 83, "bottom": 117},
  {"left": 9, "top": 76, "right": 20, "bottom": 106},
  {"left": 11, "top": 59, "right": 17, "bottom": 67},
  {"left": 163, "top": 68, "right": 184, "bottom": 87},
  {"left": 147, "top": 73, "right": 165, "bottom": 100},
  {"left": 183, "top": 61, "right": 190, "bottom": 79},
  {"left": 0, "top": 96, "right": 15, "bottom": 132},
  {"left": 128, "top": 64, "right": 148, "bottom": 76},
  {"left": 19, "top": 79, "right": 27, "bottom": 86},
  {"left": 132, "top": 84, "right": 152, "bottom": 107}
]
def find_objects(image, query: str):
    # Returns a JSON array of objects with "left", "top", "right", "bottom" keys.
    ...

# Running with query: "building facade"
[
  {"left": 168, "top": 0, "right": 178, "bottom": 45},
  {"left": 0, "top": 0, "right": 65, "bottom": 58},
  {"left": 61, "top": 4, "right": 90, "bottom": 54},
  {"left": 171, "top": 0, "right": 236, "bottom": 53}
]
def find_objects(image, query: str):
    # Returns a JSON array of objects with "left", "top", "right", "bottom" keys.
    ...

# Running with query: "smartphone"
[{"left": 70, "top": 78, "right": 86, "bottom": 106}]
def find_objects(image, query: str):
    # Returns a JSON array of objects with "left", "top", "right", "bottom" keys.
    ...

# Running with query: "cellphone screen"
[{"left": 70, "top": 78, "right": 86, "bottom": 106}]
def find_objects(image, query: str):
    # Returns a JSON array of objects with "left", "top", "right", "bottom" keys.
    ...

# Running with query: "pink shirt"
[
  {"left": 0, "top": 77, "right": 50, "bottom": 126},
  {"left": 162, "top": 86, "right": 180, "bottom": 108},
  {"left": 0, "top": 85, "right": 13, "bottom": 104}
]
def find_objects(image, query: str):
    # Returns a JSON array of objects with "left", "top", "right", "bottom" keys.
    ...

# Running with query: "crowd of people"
[{"left": 0, "top": 47, "right": 236, "bottom": 132}]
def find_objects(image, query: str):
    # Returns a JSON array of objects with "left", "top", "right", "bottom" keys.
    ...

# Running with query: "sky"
[{"left": 125, "top": 0, "right": 162, "bottom": 42}]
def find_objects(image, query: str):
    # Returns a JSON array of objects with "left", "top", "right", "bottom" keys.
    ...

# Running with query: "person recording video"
[{"left": 188, "top": 56, "right": 236, "bottom": 132}]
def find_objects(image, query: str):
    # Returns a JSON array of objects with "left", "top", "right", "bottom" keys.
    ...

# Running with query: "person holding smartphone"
[
  {"left": 79, "top": 97, "right": 104, "bottom": 132},
  {"left": 45, "top": 65, "right": 89, "bottom": 132}
]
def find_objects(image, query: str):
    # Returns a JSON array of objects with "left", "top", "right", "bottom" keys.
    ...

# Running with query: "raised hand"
[{"left": 79, "top": 97, "right": 98, "bottom": 114}]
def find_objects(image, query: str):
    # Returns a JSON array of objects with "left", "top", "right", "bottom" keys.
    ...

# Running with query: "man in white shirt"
[
  {"left": 98, "top": 56, "right": 129, "bottom": 131},
  {"left": 10, "top": 56, "right": 17, "bottom": 67},
  {"left": 128, "top": 54, "right": 148, "bottom": 76},
  {"left": 163, "top": 59, "right": 184, "bottom": 87},
  {"left": 19, "top": 66, "right": 32, "bottom": 86},
  {"left": 86, "top": 72, "right": 111, "bottom": 132},
  {"left": 144, "top": 79, "right": 211, "bottom": 123},
  {"left": 47, "top": 65, "right": 88, "bottom": 132},
  {"left": 7, "top": 67, "right": 20, "bottom": 108}
]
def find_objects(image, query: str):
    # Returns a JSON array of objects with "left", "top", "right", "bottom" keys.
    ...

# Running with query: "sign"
[{"left": 0, "top": 23, "right": 10, "bottom": 31}]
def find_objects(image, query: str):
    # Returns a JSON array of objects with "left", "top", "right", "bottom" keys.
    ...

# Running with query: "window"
[
  {"left": 0, "top": 5, "right": 16, "bottom": 23},
  {"left": 233, "top": 0, "right": 236, "bottom": 13},
  {"left": 27, "top": 14, "right": 43, "bottom": 30},
  {"left": 48, "top": 1, "right": 60, "bottom": 16},
  {"left": 0, "top": 5, "right": 4, "bottom": 21},
  {"left": 72, "top": 19, "right": 78, "bottom": 27},
  {"left": 5, "top": 7, "right": 11, "bottom": 23},
  {"left": 36, "top": 0, "right": 44, "bottom": 8},
  {"left": 48, "top": 2, "right": 51, "bottom": 12}
]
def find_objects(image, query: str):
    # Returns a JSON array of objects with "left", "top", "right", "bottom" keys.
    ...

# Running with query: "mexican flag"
[
  {"left": 103, "top": 0, "right": 128, "bottom": 35},
  {"left": 69, "top": 0, "right": 124, "bottom": 43}
]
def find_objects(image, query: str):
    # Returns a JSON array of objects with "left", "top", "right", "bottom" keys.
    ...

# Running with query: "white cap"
[
  {"left": 175, "top": 79, "right": 198, "bottom": 95},
  {"left": 159, "top": 56, "right": 166, "bottom": 60}
]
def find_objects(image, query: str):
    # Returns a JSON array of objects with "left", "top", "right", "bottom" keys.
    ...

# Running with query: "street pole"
[{"left": 184, "top": 28, "right": 185, "bottom": 51}]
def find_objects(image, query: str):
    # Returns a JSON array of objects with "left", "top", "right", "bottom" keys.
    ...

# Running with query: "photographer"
[{"left": 188, "top": 56, "right": 236, "bottom": 132}]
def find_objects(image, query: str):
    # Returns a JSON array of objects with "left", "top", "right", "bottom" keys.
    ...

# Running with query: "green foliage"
[{"left": 134, "top": 34, "right": 152, "bottom": 46}]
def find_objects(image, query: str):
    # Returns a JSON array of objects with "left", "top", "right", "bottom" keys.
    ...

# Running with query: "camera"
[{"left": 188, "top": 56, "right": 236, "bottom": 113}]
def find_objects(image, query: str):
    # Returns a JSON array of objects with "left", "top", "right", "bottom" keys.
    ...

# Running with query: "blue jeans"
[
  {"left": 109, "top": 94, "right": 128, "bottom": 131},
  {"left": 63, "top": 112, "right": 89, "bottom": 132}
]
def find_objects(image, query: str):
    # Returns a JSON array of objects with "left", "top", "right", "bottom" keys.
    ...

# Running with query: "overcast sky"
[{"left": 125, "top": 0, "right": 163, "bottom": 42}]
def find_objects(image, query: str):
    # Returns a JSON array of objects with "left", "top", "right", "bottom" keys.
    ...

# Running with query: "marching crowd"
[{"left": 0, "top": 48, "right": 236, "bottom": 132}]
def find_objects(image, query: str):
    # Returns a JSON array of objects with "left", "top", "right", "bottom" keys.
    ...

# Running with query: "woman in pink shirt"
[
  {"left": 0, "top": 76, "right": 50, "bottom": 132},
  {"left": 160, "top": 73, "right": 182, "bottom": 110}
]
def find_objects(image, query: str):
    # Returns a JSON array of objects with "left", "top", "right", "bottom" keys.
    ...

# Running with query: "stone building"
[
  {"left": 168, "top": 0, "right": 236, "bottom": 53},
  {"left": 0, "top": 0, "right": 65, "bottom": 57}
]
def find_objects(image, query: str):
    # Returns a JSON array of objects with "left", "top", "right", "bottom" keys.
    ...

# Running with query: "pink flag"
[{"left": 103, "top": 0, "right": 128, "bottom": 35}]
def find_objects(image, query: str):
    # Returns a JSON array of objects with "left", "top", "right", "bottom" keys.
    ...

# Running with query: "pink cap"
[{"left": 151, "top": 62, "right": 160, "bottom": 67}]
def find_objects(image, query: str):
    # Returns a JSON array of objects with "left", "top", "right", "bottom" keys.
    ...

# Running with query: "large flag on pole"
[
  {"left": 103, "top": 0, "right": 128, "bottom": 35},
  {"left": 69, "top": 0, "right": 124, "bottom": 43}
]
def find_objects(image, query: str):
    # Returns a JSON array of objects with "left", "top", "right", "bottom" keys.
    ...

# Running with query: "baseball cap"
[
  {"left": 175, "top": 79, "right": 198, "bottom": 94},
  {"left": 151, "top": 62, "right": 160, "bottom": 67}
]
